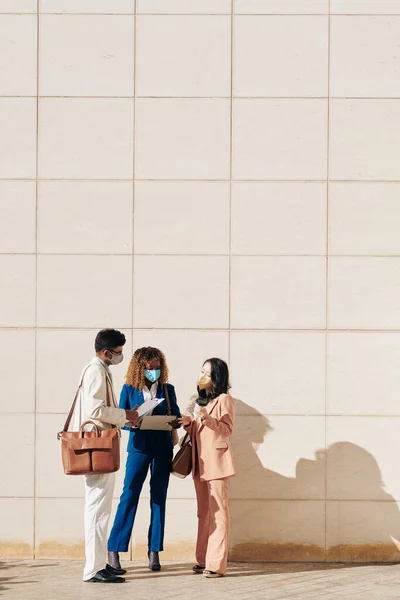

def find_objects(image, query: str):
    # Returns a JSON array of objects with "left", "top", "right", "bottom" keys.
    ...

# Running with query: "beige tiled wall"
[{"left": 1, "top": 0, "right": 400, "bottom": 564}]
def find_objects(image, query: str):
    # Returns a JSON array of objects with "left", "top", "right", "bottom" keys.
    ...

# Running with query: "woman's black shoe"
[
  {"left": 108, "top": 551, "right": 125, "bottom": 573},
  {"left": 148, "top": 551, "right": 161, "bottom": 571}
]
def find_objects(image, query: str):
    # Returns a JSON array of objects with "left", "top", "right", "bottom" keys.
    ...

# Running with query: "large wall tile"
[
  {"left": 35, "top": 497, "right": 130, "bottom": 559},
  {"left": 35, "top": 498, "right": 84, "bottom": 558},
  {"left": 133, "top": 329, "right": 229, "bottom": 412},
  {"left": 231, "top": 256, "right": 326, "bottom": 329},
  {"left": 0, "top": 1, "right": 36, "bottom": 11},
  {"left": 326, "top": 501, "right": 400, "bottom": 562},
  {"left": 331, "top": 17, "right": 400, "bottom": 98},
  {"left": 0, "top": 15, "right": 36, "bottom": 95},
  {"left": 331, "top": 1, "right": 400, "bottom": 14},
  {"left": 230, "top": 500, "right": 325, "bottom": 562},
  {"left": 0, "top": 330, "right": 35, "bottom": 413},
  {"left": 38, "top": 181, "right": 133, "bottom": 254},
  {"left": 326, "top": 417, "right": 400, "bottom": 501},
  {"left": 0, "top": 256, "right": 36, "bottom": 327},
  {"left": 37, "top": 255, "right": 133, "bottom": 328},
  {"left": 137, "top": 0, "right": 231, "bottom": 13},
  {"left": 330, "top": 100, "right": 400, "bottom": 181},
  {"left": 231, "top": 182, "right": 326, "bottom": 255},
  {"left": 133, "top": 256, "right": 229, "bottom": 328},
  {"left": 0, "top": 98, "right": 36, "bottom": 178},
  {"left": 40, "top": 15, "right": 134, "bottom": 97},
  {"left": 0, "top": 414, "right": 34, "bottom": 496},
  {"left": 233, "top": 16, "right": 328, "bottom": 97},
  {"left": 329, "top": 183, "right": 400, "bottom": 256},
  {"left": 0, "top": 181, "right": 36, "bottom": 253},
  {"left": 134, "top": 182, "right": 229, "bottom": 255},
  {"left": 135, "top": 99, "right": 230, "bottom": 180},
  {"left": 0, "top": 499, "right": 34, "bottom": 558},
  {"left": 327, "top": 333, "right": 400, "bottom": 416},
  {"left": 136, "top": 16, "right": 230, "bottom": 97},
  {"left": 231, "top": 415, "right": 326, "bottom": 500},
  {"left": 36, "top": 329, "right": 132, "bottom": 413},
  {"left": 131, "top": 499, "right": 197, "bottom": 561},
  {"left": 328, "top": 257, "right": 400, "bottom": 330},
  {"left": 36, "top": 414, "right": 82, "bottom": 498},
  {"left": 230, "top": 332, "right": 325, "bottom": 415},
  {"left": 232, "top": 99, "right": 327, "bottom": 180},
  {"left": 235, "top": 0, "right": 329, "bottom": 13},
  {"left": 38, "top": 98, "right": 134, "bottom": 179},
  {"left": 40, "top": 0, "right": 134, "bottom": 13}
]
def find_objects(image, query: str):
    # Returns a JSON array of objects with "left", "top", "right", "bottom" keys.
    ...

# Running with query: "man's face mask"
[{"left": 108, "top": 351, "right": 124, "bottom": 366}]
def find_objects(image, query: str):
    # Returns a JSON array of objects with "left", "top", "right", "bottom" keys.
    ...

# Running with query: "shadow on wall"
[{"left": 229, "top": 399, "right": 400, "bottom": 563}]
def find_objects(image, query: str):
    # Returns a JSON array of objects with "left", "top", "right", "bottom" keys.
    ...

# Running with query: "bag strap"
[
  {"left": 104, "top": 372, "right": 112, "bottom": 408},
  {"left": 164, "top": 384, "right": 171, "bottom": 416},
  {"left": 182, "top": 431, "right": 191, "bottom": 445},
  {"left": 62, "top": 365, "right": 91, "bottom": 432}
]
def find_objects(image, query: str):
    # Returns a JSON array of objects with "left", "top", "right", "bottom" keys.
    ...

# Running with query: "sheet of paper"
[
  {"left": 140, "top": 415, "right": 176, "bottom": 431},
  {"left": 137, "top": 397, "right": 164, "bottom": 418}
]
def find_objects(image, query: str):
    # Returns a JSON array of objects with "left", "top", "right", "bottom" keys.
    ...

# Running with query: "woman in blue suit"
[{"left": 107, "top": 346, "right": 181, "bottom": 573}]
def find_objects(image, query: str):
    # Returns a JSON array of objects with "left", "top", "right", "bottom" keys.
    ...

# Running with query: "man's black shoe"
[
  {"left": 106, "top": 563, "right": 127, "bottom": 576},
  {"left": 148, "top": 551, "right": 161, "bottom": 572},
  {"left": 85, "top": 569, "right": 125, "bottom": 583}
]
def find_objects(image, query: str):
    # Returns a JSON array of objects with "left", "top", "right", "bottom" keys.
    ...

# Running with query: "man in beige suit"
[{"left": 179, "top": 358, "right": 235, "bottom": 578}]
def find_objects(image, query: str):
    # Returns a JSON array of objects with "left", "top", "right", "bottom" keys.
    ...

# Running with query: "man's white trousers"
[{"left": 83, "top": 472, "right": 115, "bottom": 581}]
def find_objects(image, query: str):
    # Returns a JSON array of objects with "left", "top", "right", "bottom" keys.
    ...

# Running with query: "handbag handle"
[
  {"left": 79, "top": 421, "right": 100, "bottom": 437},
  {"left": 62, "top": 363, "right": 112, "bottom": 433},
  {"left": 164, "top": 384, "right": 171, "bottom": 416}
]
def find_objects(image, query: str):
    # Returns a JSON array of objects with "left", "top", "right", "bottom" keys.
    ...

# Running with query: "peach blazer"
[{"left": 184, "top": 393, "right": 235, "bottom": 482}]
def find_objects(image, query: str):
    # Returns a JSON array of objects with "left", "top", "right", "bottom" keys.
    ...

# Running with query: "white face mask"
[{"left": 108, "top": 351, "right": 123, "bottom": 366}]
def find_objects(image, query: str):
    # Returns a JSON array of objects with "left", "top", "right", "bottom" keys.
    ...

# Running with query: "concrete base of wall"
[{"left": 2, "top": 541, "right": 400, "bottom": 563}]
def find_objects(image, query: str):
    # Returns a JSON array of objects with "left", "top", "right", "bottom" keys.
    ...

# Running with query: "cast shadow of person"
[{"left": 229, "top": 399, "right": 400, "bottom": 570}]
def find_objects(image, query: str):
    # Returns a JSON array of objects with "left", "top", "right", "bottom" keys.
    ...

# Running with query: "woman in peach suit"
[{"left": 178, "top": 358, "right": 235, "bottom": 578}]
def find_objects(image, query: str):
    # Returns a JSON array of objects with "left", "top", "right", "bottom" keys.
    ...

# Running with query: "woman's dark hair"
[
  {"left": 199, "top": 357, "right": 231, "bottom": 400},
  {"left": 95, "top": 329, "right": 126, "bottom": 352}
]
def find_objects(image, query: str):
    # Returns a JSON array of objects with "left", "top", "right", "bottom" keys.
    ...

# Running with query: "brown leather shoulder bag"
[
  {"left": 57, "top": 366, "right": 121, "bottom": 475},
  {"left": 171, "top": 432, "right": 192, "bottom": 479}
]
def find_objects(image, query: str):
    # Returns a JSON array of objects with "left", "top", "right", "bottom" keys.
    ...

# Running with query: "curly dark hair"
[{"left": 125, "top": 346, "right": 169, "bottom": 390}]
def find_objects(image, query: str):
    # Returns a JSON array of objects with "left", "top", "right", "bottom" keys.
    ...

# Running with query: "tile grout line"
[
  {"left": 21, "top": 413, "right": 400, "bottom": 418},
  {"left": 324, "top": 0, "right": 331, "bottom": 563},
  {"left": 7, "top": 11, "right": 400, "bottom": 16},
  {"left": 33, "top": 0, "right": 40, "bottom": 560},
  {"left": 228, "top": 0, "right": 234, "bottom": 364},
  {"left": 6, "top": 178, "right": 400, "bottom": 183},
  {"left": 132, "top": 1, "right": 138, "bottom": 563},
  {"left": 8, "top": 327, "right": 400, "bottom": 333},
  {"left": 9, "top": 95, "right": 400, "bottom": 99},
  {"left": 11, "top": 253, "right": 400, "bottom": 258}
]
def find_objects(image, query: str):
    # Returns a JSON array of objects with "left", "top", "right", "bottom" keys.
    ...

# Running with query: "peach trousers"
[{"left": 193, "top": 475, "right": 230, "bottom": 574}]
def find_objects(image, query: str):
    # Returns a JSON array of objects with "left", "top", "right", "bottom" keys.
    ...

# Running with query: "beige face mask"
[{"left": 198, "top": 374, "right": 211, "bottom": 390}]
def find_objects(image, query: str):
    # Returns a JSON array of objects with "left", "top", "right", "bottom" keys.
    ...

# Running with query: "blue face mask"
[{"left": 145, "top": 369, "right": 161, "bottom": 383}]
